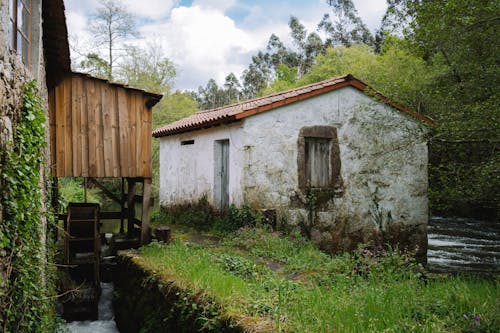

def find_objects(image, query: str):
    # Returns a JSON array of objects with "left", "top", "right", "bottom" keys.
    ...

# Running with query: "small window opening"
[
  {"left": 181, "top": 140, "right": 195, "bottom": 145},
  {"left": 297, "top": 126, "right": 343, "bottom": 193}
]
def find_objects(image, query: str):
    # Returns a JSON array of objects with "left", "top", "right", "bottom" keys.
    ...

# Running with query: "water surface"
[
  {"left": 66, "top": 282, "right": 119, "bottom": 333},
  {"left": 428, "top": 216, "right": 499, "bottom": 273}
]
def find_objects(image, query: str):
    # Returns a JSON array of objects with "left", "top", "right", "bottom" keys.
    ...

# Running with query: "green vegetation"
[
  {"left": 151, "top": 197, "right": 261, "bottom": 234},
  {"left": 139, "top": 227, "right": 499, "bottom": 332},
  {"left": 0, "top": 81, "right": 59, "bottom": 332}
]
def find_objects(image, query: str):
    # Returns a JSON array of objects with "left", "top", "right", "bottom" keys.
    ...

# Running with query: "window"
[
  {"left": 305, "top": 137, "right": 331, "bottom": 187},
  {"left": 298, "top": 126, "right": 343, "bottom": 192},
  {"left": 9, "top": 0, "right": 32, "bottom": 66}
]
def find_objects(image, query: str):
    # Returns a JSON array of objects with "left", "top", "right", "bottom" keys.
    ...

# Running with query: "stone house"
[{"left": 154, "top": 75, "right": 433, "bottom": 258}]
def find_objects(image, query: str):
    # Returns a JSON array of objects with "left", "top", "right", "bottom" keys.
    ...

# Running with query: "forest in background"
[{"left": 74, "top": 0, "right": 499, "bottom": 219}]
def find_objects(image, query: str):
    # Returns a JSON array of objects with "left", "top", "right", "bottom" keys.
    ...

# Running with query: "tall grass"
[{"left": 140, "top": 228, "right": 499, "bottom": 332}]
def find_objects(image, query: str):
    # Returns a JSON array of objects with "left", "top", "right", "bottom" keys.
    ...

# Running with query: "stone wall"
[
  {"left": 115, "top": 251, "right": 271, "bottom": 332},
  {"left": 0, "top": 0, "right": 51, "bottom": 317}
]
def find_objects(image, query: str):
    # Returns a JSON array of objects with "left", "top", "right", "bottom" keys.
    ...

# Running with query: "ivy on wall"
[{"left": 0, "top": 81, "right": 57, "bottom": 332}]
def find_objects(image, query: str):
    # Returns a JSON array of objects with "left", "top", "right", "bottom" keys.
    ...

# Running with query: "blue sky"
[{"left": 64, "top": 0, "right": 387, "bottom": 90}]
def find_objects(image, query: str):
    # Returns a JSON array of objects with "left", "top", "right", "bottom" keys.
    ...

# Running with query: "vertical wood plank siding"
[{"left": 49, "top": 74, "right": 153, "bottom": 178}]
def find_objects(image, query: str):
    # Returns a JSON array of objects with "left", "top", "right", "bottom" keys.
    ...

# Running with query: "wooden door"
[{"left": 214, "top": 140, "right": 230, "bottom": 211}]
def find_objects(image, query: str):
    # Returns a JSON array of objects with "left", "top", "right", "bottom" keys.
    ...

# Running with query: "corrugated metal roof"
[{"left": 153, "top": 74, "right": 434, "bottom": 138}]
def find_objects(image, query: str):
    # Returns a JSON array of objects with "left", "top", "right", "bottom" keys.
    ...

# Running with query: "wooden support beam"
[
  {"left": 88, "top": 177, "right": 122, "bottom": 205},
  {"left": 59, "top": 210, "right": 128, "bottom": 221},
  {"left": 120, "top": 178, "right": 125, "bottom": 234},
  {"left": 127, "top": 178, "right": 136, "bottom": 238},
  {"left": 141, "top": 178, "right": 152, "bottom": 245}
]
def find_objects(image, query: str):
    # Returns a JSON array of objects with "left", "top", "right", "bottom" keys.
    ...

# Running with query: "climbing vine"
[{"left": 0, "top": 81, "right": 56, "bottom": 332}]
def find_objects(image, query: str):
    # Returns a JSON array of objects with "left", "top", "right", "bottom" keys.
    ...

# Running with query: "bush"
[{"left": 153, "top": 199, "right": 262, "bottom": 234}]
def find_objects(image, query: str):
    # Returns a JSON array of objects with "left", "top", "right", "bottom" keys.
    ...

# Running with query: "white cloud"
[
  {"left": 139, "top": 5, "right": 262, "bottom": 89},
  {"left": 64, "top": 0, "right": 387, "bottom": 90},
  {"left": 192, "top": 0, "right": 237, "bottom": 12},
  {"left": 122, "top": 0, "right": 178, "bottom": 20},
  {"left": 353, "top": 0, "right": 387, "bottom": 32}
]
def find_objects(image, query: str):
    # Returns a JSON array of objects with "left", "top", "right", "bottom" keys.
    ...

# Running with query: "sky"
[{"left": 64, "top": 0, "right": 387, "bottom": 91}]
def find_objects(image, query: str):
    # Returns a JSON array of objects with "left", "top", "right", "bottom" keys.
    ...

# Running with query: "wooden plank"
[
  {"left": 80, "top": 76, "right": 89, "bottom": 177},
  {"left": 64, "top": 77, "right": 73, "bottom": 176},
  {"left": 128, "top": 91, "right": 137, "bottom": 176},
  {"left": 100, "top": 210, "right": 128, "bottom": 220},
  {"left": 95, "top": 81, "right": 105, "bottom": 177},
  {"left": 86, "top": 79, "right": 98, "bottom": 176},
  {"left": 117, "top": 89, "right": 130, "bottom": 177},
  {"left": 141, "top": 97, "right": 152, "bottom": 178},
  {"left": 127, "top": 179, "right": 136, "bottom": 238},
  {"left": 141, "top": 178, "right": 152, "bottom": 244},
  {"left": 71, "top": 76, "right": 82, "bottom": 176},
  {"left": 55, "top": 82, "right": 66, "bottom": 177},
  {"left": 48, "top": 87, "right": 57, "bottom": 175},
  {"left": 110, "top": 88, "right": 120, "bottom": 177},
  {"left": 134, "top": 93, "right": 142, "bottom": 177},
  {"left": 102, "top": 83, "right": 113, "bottom": 176}
]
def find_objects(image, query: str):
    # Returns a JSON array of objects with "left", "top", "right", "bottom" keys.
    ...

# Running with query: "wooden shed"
[{"left": 49, "top": 72, "right": 162, "bottom": 244}]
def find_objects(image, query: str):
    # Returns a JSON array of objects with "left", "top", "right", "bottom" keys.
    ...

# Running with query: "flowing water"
[
  {"left": 428, "top": 216, "right": 500, "bottom": 273},
  {"left": 66, "top": 282, "right": 119, "bottom": 333}
]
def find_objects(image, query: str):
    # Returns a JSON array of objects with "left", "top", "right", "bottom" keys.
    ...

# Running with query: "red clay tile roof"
[{"left": 153, "top": 74, "right": 433, "bottom": 138}]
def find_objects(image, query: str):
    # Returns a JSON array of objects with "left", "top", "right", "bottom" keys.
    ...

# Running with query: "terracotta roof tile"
[{"left": 153, "top": 74, "right": 433, "bottom": 137}]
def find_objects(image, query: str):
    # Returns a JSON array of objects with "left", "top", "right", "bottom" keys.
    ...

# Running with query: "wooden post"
[
  {"left": 127, "top": 178, "right": 136, "bottom": 238},
  {"left": 83, "top": 177, "right": 88, "bottom": 202},
  {"left": 141, "top": 178, "right": 152, "bottom": 245},
  {"left": 120, "top": 178, "right": 125, "bottom": 234}
]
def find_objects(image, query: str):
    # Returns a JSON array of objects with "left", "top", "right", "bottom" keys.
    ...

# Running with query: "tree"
[
  {"left": 381, "top": 0, "right": 500, "bottom": 215},
  {"left": 88, "top": 0, "right": 139, "bottom": 80},
  {"left": 319, "top": 0, "right": 374, "bottom": 47},
  {"left": 223, "top": 73, "right": 242, "bottom": 103},
  {"left": 241, "top": 51, "right": 273, "bottom": 99},
  {"left": 118, "top": 44, "right": 176, "bottom": 93},
  {"left": 289, "top": 16, "right": 326, "bottom": 76},
  {"left": 79, "top": 53, "right": 109, "bottom": 79}
]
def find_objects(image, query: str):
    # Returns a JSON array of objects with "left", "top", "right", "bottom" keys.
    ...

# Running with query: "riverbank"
[{"left": 116, "top": 227, "right": 499, "bottom": 332}]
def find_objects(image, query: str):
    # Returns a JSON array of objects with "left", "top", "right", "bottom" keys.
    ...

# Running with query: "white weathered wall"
[
  {"left": 159, "top": 122, "right": 246, "bottom": 207},
  {"left": 239, "top": 87, "right": 428, "bottom": 252},
  {"left": 159, "top": 86, "right": 428, "bottom": 255}
]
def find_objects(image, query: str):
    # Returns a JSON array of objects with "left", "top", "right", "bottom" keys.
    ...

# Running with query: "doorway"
[{"left": 214, "top": 139, "right": 229, "bottom": 211}]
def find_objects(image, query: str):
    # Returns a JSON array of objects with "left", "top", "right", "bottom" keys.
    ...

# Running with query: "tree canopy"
[{"left": 189, "top": 0, "right": 499, "bottom": 217}]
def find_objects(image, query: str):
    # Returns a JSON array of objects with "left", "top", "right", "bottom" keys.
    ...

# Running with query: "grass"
[{"left": 138, "top": 227, "right": 499, "bottom": 332}]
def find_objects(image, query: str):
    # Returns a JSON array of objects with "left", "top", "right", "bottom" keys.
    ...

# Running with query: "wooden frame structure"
[{"left": 49, "top": 72, "right": 162, "bottom": 244}]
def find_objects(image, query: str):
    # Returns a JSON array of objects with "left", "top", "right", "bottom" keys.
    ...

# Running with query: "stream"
[
  {"left": 427, "top": 216, "right": 499, "bottom": 273},
  {"left": 66, "top": 282, "right": 119, "bottom": 333}
]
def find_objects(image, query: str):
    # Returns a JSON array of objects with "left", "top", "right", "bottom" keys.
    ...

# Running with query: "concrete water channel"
[{"left": 65, "top": 216, "right": 499, "bottom": 332}]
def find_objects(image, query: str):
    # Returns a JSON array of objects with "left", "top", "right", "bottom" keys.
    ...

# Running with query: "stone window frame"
[
  {"left": 297, "top": 126, "right": 343, "bottom": 193},
  {"left": 9, "top": 0, "right": 32, "bottom": 67}
]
